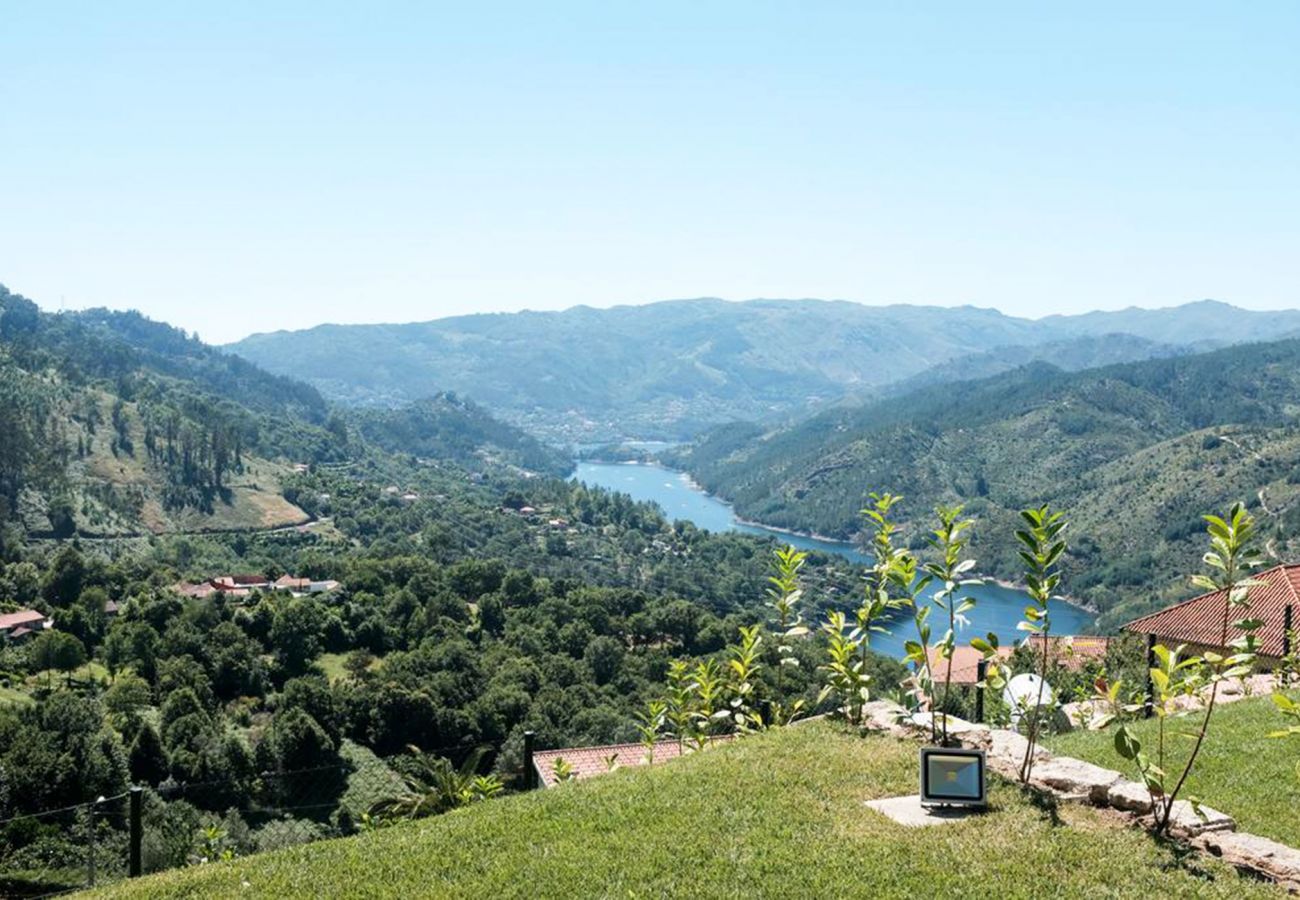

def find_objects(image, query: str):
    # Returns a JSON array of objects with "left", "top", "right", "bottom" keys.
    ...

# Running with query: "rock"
[
  {"left": 984, "top": 729, "right": 1049, "bottom": 778},
  {"left": 1194, "top": 831, "right": 1300, "bottom": 892},
  {"left": 861, "top": 700, "right": 907, "bottom": 731},
  {"left": 1165, "top": 799, "right": 1235, "bottom": 837},
  {"left": 1105, "top": 779, "right": 1154, "bottom": 815},
  {"left": 1027, "top": 756, "right": 1124, "bottom": 804}
]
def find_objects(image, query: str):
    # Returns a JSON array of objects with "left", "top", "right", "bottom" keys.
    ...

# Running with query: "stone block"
[
  {"left": 1028, "top": 756, "right": 1124, "bottom": 804},
  {"left": 1195, "top": 831, "right": 1300, "bottom": 892}
]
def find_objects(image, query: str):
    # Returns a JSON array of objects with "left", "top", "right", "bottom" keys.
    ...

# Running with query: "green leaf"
[{"left": 1114, "top": 725, "right": 1140, "bottom": 760}]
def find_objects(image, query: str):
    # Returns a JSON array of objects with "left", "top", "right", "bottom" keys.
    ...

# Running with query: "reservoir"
[{"left": 573, "top": 460, "right": 1093, "bottom": 658}]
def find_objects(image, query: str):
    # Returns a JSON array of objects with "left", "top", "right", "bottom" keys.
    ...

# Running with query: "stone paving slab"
[{"left": 864, "top": 794, "right": 986, "bottom": 827}]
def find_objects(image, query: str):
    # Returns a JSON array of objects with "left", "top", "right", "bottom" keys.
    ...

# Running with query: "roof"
[
  {"left": 532, "top": 736, "right": 735, "bottom": 787},
  {"left": 0, "top": 609, "right": 49, "bottom": 631},
  {"left": 1024, "top": 635, "right": 1112, "bottom": 671},
  {"left": 7, "top": 627, "right": 32, "bottom": 639},
  {"left": 1124, "top": 563, "right": 1300, "bottom": 658},
  {"left": 923, "top": 645, "right": 1012, "bottom": 685},
  {"left": 214, "top": 574, "right": 269, "bottom": 587}
]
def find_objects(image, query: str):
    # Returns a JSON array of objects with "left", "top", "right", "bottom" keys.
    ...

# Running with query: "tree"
[
  {"left": 1015, "top": 505, "right": 1069, "bottom": 784},
  {"left": 923, "top": 507, "right": 980, "bottom": 746},
  {"left": 583, "top": 635, "right": 624, "bottom": 686},
  {"left": 41, "top": 545, "right": 87, "bottom": 606},
  {"left": 28, "top": 630, "right": 87, "bottom": 688},
  {"left": 104, "top": 672, "right": 153, "bottom": 729},
  {"left": 128, "top": 723, "right": 169, "bottom": 786},
  {"left": 270, "top": 599, "right": 325, "bottom": 674},
  {"left": 1107, "top": 503, "right": 1263, "bottom": 834}
]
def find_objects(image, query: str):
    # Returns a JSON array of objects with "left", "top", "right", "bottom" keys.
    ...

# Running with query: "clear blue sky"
[{"left": 2, "top": 2, "right": 1297, "bottom": 343}]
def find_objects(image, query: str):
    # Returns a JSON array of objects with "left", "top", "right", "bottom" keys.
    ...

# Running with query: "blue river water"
[{"left": 572, "top": 460, "right": 1093, "bottom": 657}]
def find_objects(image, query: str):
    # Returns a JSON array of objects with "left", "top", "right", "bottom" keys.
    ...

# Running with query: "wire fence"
[{"left": 0, "top": 747, "right": 481, "bottom": 898}]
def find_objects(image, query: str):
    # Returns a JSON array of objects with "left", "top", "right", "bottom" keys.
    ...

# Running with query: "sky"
[{"left": 2, "top": 2, "right": 1297, "bottom": 344}]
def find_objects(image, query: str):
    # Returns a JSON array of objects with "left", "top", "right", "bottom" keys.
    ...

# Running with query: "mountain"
[
  {"left": 665, "top": 338, "right": 1300, "bottom": 626},
  {"left": 226, "top": 298, "right": 1300, "bottom": 442},
  {"left": 0, "top": 285, "right": 562, "bottom": 538},
  {"left": 883, "top": 333, "right": 1193, "bottom": 395}
]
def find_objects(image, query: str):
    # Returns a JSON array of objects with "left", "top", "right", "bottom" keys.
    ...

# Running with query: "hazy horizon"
[{"left": 4, "top": 2, "right": 1297, "bottom": 343}]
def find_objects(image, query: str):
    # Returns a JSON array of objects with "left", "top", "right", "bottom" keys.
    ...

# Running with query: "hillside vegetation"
[
  {"left": 227, "top": 297, "right": 1299, "bottom": 441},
  {"left": 0, "top": 286, "right": 564, "bottom": 538},
  {"left": 347, "top": 393, "right": 569, "bottom": 476},
  {"left": 668, "top": 338, "right": 1300, "bottom": 626},
  {"left": 86, "top": 722, "right": 1279, "bottom": 899}
]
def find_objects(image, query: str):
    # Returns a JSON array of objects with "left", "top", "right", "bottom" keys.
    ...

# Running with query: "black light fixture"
[{"left": 919, "top": 747, "right": 987, "bottom": 808}]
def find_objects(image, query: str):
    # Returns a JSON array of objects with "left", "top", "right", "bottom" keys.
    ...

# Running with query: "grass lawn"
[
  {"left": 315, "top": 652, "right": 381, "bottom": 684},
  {"left": 88, "top": 721, "right": 1283, "bottom": 899},
  {"left": 1048, "top": 691, "right": 1300, "bottom": 848},
  {"left": 0, "top": 683, "right": 34, "bottom": 707},
  {"left": 26, "top": 660, "right": 112, "bottom": 690}
]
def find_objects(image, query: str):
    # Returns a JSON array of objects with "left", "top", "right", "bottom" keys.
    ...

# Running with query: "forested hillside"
[
  {"left": 348, "top": 393, "right": 570, "bottom": 476},
  {"left": 0, "top": 286, "right": 564, "bottom": 538},
  {"left": 668, "top": 338, "right": 1300, "bottom": 626},
  {"left": 228, "top": 297, "right": 1300, "bottom": 441}
]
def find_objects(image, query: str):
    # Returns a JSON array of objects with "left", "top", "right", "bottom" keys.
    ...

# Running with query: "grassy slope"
[
  {"left": 69, "top": 390, "right": 307, "bottom": 536},
  {"left": 91, "top": 722, "right": 1281, "bottom": 899},
  {"left": 1049, "top": 692, "right": 1300, "bottom": 847}
]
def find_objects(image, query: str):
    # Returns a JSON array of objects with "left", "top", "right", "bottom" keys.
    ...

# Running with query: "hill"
[
  {"left": 666, "top": 338, "right": 1300, "bottom": 626},
  {"left": 347, "top": 393, "right": 569, "bottom": 476},
  {"left": 884, "top": 333, "right": 1190, "bottom": 395},
  {"left": 226, "top": 298, "right": 1300, "bottom": 441},
  {"left": 86, "top": 722, "right": 1276, "bottom": 899},
  {"left": 0, "top": 285, "right": 565, "bottom": 538}
]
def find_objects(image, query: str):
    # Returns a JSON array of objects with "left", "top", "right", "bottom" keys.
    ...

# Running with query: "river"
[{"left": 572, "top": 460, "right": 1093, "bottom": 657}]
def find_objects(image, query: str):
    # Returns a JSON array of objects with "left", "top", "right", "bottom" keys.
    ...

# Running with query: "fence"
[{"left": 0, "top": 750, "right": 463, "bottom": 898}]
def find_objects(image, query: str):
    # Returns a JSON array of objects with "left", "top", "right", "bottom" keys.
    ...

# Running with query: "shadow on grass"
[{"left": 1019, "top": 784, "right": 1064, "bottom": 828}]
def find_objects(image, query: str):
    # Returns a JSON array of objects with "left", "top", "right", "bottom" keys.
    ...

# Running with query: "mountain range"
[{"left": 227, "top": 298, "right": 1300, "bottom": 441}]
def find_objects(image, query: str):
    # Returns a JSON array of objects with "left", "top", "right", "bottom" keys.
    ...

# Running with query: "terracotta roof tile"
[
  {"left": 1025, "top": 635, "right": 1112, "bottom": 670},
  {"left": 1124, "top": 563, "right": 1298, "bottom": 658},
  {"left": 0, "top": 609, "right": 48, "bottom": 631},
  {"left": 923, "top": 645, "right": 1012, "bottom": 685}
]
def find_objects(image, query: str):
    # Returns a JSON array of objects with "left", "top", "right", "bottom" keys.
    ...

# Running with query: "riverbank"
[{"left": 686, "top": 472, "right": 1098, "bottom": 615}]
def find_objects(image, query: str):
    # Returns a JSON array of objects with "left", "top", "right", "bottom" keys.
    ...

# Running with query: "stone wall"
[{"left": 858, "top": 700, "right": 1300, "bottom": 893}]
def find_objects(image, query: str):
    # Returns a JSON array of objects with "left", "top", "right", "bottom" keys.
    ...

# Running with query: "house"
[
  {"left": 272, "top": 575, "right": 341, "bottom": 596},
  {"left": 0, "top": 609, "right": 53, "bottom": 641},
  {"left": 173, "top": 580, "right": 223, "bottom": 599},
  {"left": 211, "top": 574, "right": 272, "bottom": 591},
  {"left": 174, "top": 573, "right": 341, "bottom": 600},
  {"left": 923, "top": 645, "right": 1013, "bottom": 686},
  {"left": 1124, "top": 563, "right": 1299, "bottom": 664},
  {"left": 1023, "top": 635, "right": 1112, "bottom": 671}
]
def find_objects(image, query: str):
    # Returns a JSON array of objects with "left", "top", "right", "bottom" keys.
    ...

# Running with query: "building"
[
  {"left": 1124, "top": 563, "right": 1299, "bottom": 664},
  {"left": 0, "top": 609, "right": 53, "bottom": 642},
  {"left": 923, "top": 645, "right": 1012, "bottom": 686},
  {"left": 1023, "top": 635, "right": 1112, "bottom": 671},
  {"left": 173, "top": 573, "right": 341, "bottom": 600},
  {"left": 272, "top": 575, "right": 342, "bottom": 596}
]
